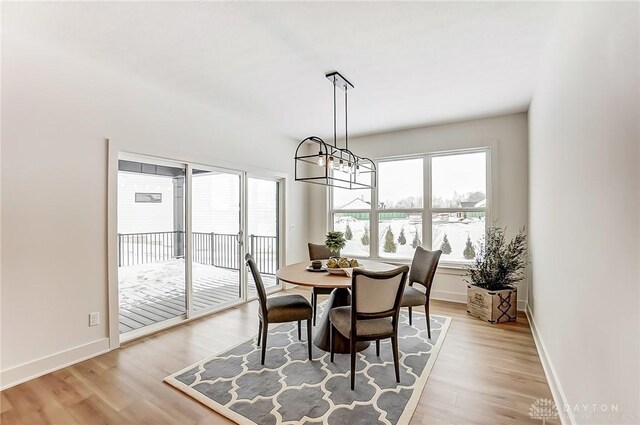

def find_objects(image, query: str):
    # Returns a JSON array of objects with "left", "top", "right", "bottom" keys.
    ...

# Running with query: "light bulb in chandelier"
[
  {"left": 328, "top": 156, "right": 335, "bottom": 168},
  {"left": 317, "top": 150, "right": 325, "bottom": 167},
  {"left": 339, "top": 159, "right": 345, "bottom": 172}
]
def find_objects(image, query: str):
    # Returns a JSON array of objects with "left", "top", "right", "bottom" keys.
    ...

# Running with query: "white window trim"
[{"left": 329, "top": 146, "right": 493, "bottom": 267}]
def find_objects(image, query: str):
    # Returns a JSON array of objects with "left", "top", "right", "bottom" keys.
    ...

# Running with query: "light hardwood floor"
[{"left": 1, "top": 289, "right": 558, "bottom": 425}]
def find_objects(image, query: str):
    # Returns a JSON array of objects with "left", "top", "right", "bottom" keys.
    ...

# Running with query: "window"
[
  {"left": 431, "top": 151, "right": 487, "bottom": 264},
  {"left": 329, "top": 148, "right": 489, "bottom": 265},
  {"left": 330, "top": 171, "right": 372, "bottom": 257},
  {"left": 377, "top": 158, "right": 423, "bottom": 259}
]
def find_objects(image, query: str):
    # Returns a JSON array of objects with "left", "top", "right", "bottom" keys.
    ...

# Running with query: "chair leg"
[
  {"left": 257, "top": 320, "right": 262, "bottom": 346},
  {"left": 408, "top": 307, "right": 413, "bottom": 326},
  {"left": 350, "top": 339, "right": 357, "bottom": 390},
  {"left": 306, "top": 319, "right": 313, "bottom": 361},
  {"left": 260, "top": 321, "right": 268, "bottom": 365},
  {"left": 297, "top": 320, "right": 302, "bottom": 341},
  {"left": 376, "top": 339, "right": 380, "bottom": 357},
  {"left": 312, "top": 290, "right": 318, "bottom": 326},
  {"left": 391, "top": 335, "right": 400, "bottom": 384},
  {"left": 330, "top": 324, "right": 335, "bottom": 363},
  {"left": 425, "top": 304, "right": 431, "bottom": 339}
]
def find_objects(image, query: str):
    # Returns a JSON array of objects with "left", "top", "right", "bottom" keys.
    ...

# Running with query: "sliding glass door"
[
  {"left": 117, "top": 159, "right": 187, "bottom": 334},
  {"left": 247, "top": 177, "right": 280, "bottom": 297},
  {"left": 191, "top": 168, "right": 243, "bottom": 311},
  {"left": 117, "top": 154, "right": 283, "bottom": 339}
]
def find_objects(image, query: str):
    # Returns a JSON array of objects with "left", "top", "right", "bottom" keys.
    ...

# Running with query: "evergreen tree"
[
  {"left": 463, "top": 235, "right": 476, "bottom": 260},
  {"left": 383, "top": 227, "right": 397, "bottom": 253},
  {"left": 411, "top": 227, "right": 421, "bottom": 249},
  {"left": 361, "top": 227, "right": 370, "bottom": 246},
  {"left": 398, "top": 228, "right": 407, "bottom": 245},
  {"left": 344, "top": 223, "right": 353, "bottom": 240},
  {"left": 440, "top": 233, "right": 452, "bottom": 254}
]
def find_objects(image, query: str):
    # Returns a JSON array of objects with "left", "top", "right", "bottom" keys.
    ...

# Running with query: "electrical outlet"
[{"left": 89, "top": 312, "right": 100, "bottom": 327}]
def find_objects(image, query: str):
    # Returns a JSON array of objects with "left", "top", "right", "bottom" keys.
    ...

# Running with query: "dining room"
[{"left": 1, "top": 2, "right": 639, "bottom": 425}]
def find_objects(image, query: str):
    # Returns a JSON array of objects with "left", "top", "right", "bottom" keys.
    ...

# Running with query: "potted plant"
[
  {"left": 325, "top": 231, "right": 346, "bottom": 255},
  {"left": 466, "top": 225, "right": 527, "bottom": 323}
]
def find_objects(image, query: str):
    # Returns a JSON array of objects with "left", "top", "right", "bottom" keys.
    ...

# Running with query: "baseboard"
[
  {"left": 526, "top": 305, "right": 575, "bottom": 425},
  {"left": 0, "top": 338, "right": 110, "bottom": 391},
  {"left": 431, "top": 289, "right": 527, "bottom": 311}
]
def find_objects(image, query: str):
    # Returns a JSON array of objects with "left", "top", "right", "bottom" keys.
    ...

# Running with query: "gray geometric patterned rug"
[{"left": 165, "top": 305, "right": 451, "bottom": 425}]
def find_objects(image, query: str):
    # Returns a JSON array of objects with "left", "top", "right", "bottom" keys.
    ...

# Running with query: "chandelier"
[{"left": 294, "top": 71, "right": 376, "bottom": 189}]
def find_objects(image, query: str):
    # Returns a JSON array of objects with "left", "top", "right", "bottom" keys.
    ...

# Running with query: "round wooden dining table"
[{"left": 276, "top": 259, "right": 397, "bottom": 353}]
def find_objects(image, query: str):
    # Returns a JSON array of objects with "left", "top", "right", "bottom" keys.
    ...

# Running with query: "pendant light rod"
[
  {"left": 333, "top": 78, "right": 337, "bottom": 148},
  {"left": 345, "top": 85, "right": 348, "bottom": 151},
  {"left": 325, "top": 71, "right": 354, "bottom": 151}
]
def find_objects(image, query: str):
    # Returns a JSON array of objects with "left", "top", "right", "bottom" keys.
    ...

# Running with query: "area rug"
[{"left": 164, "top": 306, "right": 451, "bottom": 425}]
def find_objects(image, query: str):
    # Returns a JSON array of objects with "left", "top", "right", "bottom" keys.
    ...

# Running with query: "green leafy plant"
[
  {"left": 325, "top": 231, "right": 346, "bottom": 254},
  {"left": 411, "top": 227, "right": 421, "bottom": 249},
  {"left": 344, "top": 224, "right": 353, "bottom": 240},
  {"left": 398, "top": 228, "right": 407, "bottom": 245},
  {"left": 440, "top": 233, "right": 452, "bottom": 254},
  {"left": 361, "top": 227, "right": 370, "bottom": 246},
  {"left": 383, "top": 227, "right": 397, "bottom": 253},
  {"left": 466, "top": 226, "right": 527, "bottom": 291},
  {"left": 463, "top": 235, "right": 476, "bottom": 260}
]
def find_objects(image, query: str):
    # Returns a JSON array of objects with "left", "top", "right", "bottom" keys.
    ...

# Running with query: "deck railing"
[
  {"left": 118, "top": 231, "right": 278, "bottom": 275},
  {"left": 118, "top": 231, "right": 182, "bottom": 267}
]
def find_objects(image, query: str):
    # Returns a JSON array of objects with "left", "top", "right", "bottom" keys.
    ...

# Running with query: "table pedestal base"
[{"left": 313, "top": 288, "right": 369, "bottom": 353}]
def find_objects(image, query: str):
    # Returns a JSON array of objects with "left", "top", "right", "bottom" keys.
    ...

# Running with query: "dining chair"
[
  {"left": 329, "top": 266, "right": 409, "bottom": 390},
  {"left": 245, "top": 253, "right": 313, "bottom": 365},
  {"left": 401, "top": 247, "right": 442, "bottom": 339},
  {"left": 307, "top": 243, "right": 340, "bottom": 326}
]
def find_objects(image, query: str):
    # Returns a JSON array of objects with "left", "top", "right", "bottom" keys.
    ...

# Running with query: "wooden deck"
[{"left": 119, "top": 260, "right": 276, "bottom": 334}]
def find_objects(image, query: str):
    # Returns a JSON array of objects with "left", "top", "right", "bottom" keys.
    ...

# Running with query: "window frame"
[{"left": 329, "top": 147, "right": 492, "bottom": 267}]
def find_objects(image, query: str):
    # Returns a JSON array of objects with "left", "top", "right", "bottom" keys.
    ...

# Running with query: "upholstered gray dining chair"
[
  {"left": 329, "top": 266, "right": 409, "bottom": 390},
  {"left": 308, "top": 243, "right": 340, "bottom": 326},
  {"left": 245, "top": 253, "right": 313, "bottom": 365},
  {"left": 401, "top": 247, "right": 441, "bottom": 339}
]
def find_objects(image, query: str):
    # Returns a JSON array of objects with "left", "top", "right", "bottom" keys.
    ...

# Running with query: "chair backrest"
[
  {"left": 409, "top": 247, "right": 441, "bottom": 296},
  {"left": 245, "top": 253, "right": 268, "bottom": 315},
  {"left": 351, "top": 266, "right": 409, "bottom": 324},
  {"left": 308, "top": 243, "right": 338, "bottom": 260}
]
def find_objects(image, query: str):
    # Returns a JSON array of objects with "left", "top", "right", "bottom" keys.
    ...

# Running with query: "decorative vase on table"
[{"left": 465, "top": 226, "right": 527, "bottom": 324}]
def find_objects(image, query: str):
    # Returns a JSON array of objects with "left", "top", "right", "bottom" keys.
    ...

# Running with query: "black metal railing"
[
  {"left": 118, "top": 231, "right": 277, "bottom": 275},
  {"left": 249, "top": 234, "right": 278, "bottom": 275},
  {"left": 117, "top": 231, "right": 183, "bottom": 267},
  {"left": 192, "top": 232, "right": 240, "bottom": 270}
]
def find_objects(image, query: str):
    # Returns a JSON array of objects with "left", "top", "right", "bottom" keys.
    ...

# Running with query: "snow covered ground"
[{"left": 333, "top": 213, "right": 485, "bottom": 262}]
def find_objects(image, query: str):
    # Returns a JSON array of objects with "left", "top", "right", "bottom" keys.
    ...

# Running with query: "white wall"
[
  {"left": 309, "top": 113, "right": 530, "bottom": 307},
  {"left": 528, "top": 3, "right": 639, "bottom": 423},
  {"left": 0, "top": 30, "right": 309, "bottom": 387}
]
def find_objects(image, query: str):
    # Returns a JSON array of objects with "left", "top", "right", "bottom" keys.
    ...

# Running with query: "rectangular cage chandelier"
[{"left": 294, "top": 71, "right": 376, "bottom": 190}]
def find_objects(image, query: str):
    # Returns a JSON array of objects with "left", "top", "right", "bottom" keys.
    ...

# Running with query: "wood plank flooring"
[
  {"left": 119, "top": 262, "right": 276, "bottom": 333},
  {"left": 1, "top": 289, "right": 559, "bottom": 425}
]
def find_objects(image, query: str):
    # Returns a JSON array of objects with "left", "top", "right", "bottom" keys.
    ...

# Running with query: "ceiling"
[{"left": 4, "top": 2, "right": 558, "bottom": 140}]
